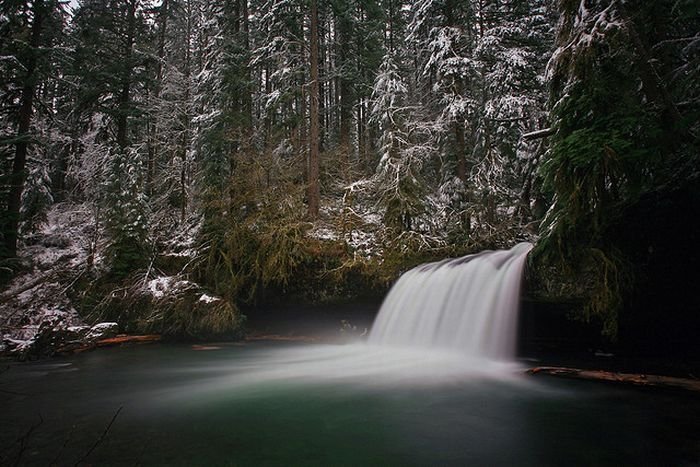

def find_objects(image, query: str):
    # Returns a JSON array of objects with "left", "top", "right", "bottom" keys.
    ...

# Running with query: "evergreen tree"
[
  {"left": 0, "top": 0, "right": 66, "bottom": 259},
  {"left": 102, "top": 146, "right": 150, "bottom": 276},
  {"left": 71, "top": 0, "right": 153, "bottom": 149},
  {"left": 539, "top": 0, "right": 699, "bottom": 336},
  {"left": 71, "top": 0, "right": 154, "bottom": 273},
  {"left": 370, "top": 51, "right": 425, "bottom": 231}
]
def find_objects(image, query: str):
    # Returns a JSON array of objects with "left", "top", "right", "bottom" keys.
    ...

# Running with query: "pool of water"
[{"left": 1, "top": 342, "right": 699, "bottom": 466}]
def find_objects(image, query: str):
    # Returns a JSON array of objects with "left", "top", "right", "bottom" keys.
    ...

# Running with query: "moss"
[
  {"left": 528, "top": 244, "right": 632, "bottom": 340},
  {"left": 76, "top": 273, "right": 246, "bottom": 340},
  {"left": 141, "top": 294, "right": 245, "bottom": 340}
]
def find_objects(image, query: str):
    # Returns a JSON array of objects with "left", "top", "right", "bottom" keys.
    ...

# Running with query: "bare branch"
[{"left": 522, "top": 128, "right": 554, "bottom": 140}]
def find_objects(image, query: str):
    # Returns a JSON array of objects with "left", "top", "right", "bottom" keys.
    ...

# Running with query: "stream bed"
[{"left": 1, "top": 342, "right": 699, "bottom": 466}]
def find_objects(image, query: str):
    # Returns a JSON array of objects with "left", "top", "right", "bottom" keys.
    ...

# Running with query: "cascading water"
[{"left": 368, "top": 242, "right": 533, "bottom": 361}]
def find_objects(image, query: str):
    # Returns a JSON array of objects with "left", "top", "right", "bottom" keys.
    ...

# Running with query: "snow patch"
[
  {"left": 309, "top": 227, "right": 338, "bottom": 241},
  {"left": 199, "top": 293, "right": 221, "bottom": 304},
  {"left": 146, "top": 276, "right": 196, "bottom": 299}
]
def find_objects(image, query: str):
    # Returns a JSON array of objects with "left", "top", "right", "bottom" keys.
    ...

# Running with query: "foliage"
[
  {"left": 370, "top": 52, "right": 427, "bottom": 231},
  {"left": 19, "top": 158, "right": 53, "bottom": 235},
  {"left": 12, "top": 0, "right": 699, "bottom": 344},
  {"left": 102, "top": 147, "right": 150, "bottom": 276},
  {"left": 537, "top": 0, "right": 699, "bottom": 337},
  {"left": 83, "top": 273, "right": 246, "bottom": 339}
]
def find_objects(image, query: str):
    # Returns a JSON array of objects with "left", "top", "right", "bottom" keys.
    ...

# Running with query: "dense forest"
[{"left": 1, "top": 0, "right": 698, "bottom": 357}]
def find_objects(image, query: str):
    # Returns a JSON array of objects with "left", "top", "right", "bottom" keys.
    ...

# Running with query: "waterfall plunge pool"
[
  {"left": 3, "top": 244, "right": 699, "bottom": 465},
  {"left": 2, "top": 341, "right": 700, "bottom": 466}
]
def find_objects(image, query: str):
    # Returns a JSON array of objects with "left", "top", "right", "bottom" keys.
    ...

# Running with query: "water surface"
[{"left": 1, "top": 342, "right": 699, "bottom": 466}]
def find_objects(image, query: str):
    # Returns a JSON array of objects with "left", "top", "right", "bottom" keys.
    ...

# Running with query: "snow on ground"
[
  {"left": 309, "top": 227, "right": 339, "bottom": 241},
  {"left": 0, "top": 202, "right": 107, "bottom": 357},
  {"left": 309, "top": 193, "right": 385, "bottom": 260},
  {"left": 199, "top": 293, "right": 221, "bottom": 304},
  {"left": 145, "top": 276, "right": 197, "bottom": 299}
]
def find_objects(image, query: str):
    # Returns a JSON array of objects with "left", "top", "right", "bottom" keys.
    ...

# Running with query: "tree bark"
[
  {"left": 337, "top": 9, "right": 352, "bottom": 170},
  {"left": 180, "top": 0, "right": 193, "bottom": 223},
  {"left": 116, "top": 0, "right": 137, "bottom": 149},
  {"left": 307, "top": 0, "right": 321, "bottom": 219},
  {"left": 2, "top": 0, "right": 45, "bottom": 259},
  {"left": 147, "top": 0, "right": 169, "bottom": 195},
  {"left": 455, "top": 121, "right": 467, "bottom": 183}
]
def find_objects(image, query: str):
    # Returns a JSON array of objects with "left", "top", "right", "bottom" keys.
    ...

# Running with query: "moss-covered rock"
[{"left": 80, "top": 274, "right": 246, "bottom": 340}]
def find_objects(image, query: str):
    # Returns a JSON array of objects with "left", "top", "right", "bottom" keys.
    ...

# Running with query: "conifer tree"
[
  {"left": 71, "top": 0, "right": 153, "bottom": 273},
  {"left": 0, "top": 0, "right": 65, "bottom": 259}
]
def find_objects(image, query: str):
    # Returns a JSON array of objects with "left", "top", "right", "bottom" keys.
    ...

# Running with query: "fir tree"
[{"left": 0, "top": 0, "right": 66, "bottom": 259}]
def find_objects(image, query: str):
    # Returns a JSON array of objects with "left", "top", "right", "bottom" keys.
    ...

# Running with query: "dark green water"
[{"left": 1, "top": 342, "right": 699, "bottom": 466}]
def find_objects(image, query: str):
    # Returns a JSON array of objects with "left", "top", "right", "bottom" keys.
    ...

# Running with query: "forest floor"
[{"left": 0, "top": 202, "right": 113, "bottom": 358}]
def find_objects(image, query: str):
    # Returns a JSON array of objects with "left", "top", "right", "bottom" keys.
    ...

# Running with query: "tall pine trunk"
[
  {"left": 147, "top": 0, "right": 169, "bottom": 195},
  {"left": 307, "top": 0, "right": 320, "bottom": 219},
  {"left": 116, "top": 0, "right": 137, "bottom": 149},
  {"left": 337, "top": 11, "right": 352, "bottom": 173},
  {"left": 455, "top": 121, "right": 467, "bottom": 183}
]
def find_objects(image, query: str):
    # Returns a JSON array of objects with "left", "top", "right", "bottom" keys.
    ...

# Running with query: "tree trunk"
[
  {"left": 455, "top": 121, "right": 467, "bottom": 183},
  {"left": 116, "top": 0, "right": 137, "bottom": 149},
  {"left": 307, "top": 0, "right": 321, "bottom": 219},
  {"left": 241, "top": 0, "right": 253, "bottom": 130},
  {"left": 147, "top": 0, "right": 169, "bottom": 195},
  {"left": 2, "top": 0, "right": 45, "bottom": 259},
  {"left": 180, "top": 0, "right": 193, "bottom": 223},
  {"left": 337, "top": 10, "right": 352, "bottom": 172}
]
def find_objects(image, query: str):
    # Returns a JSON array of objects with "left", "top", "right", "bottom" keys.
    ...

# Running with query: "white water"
[{"left": 368, "top": 242, "right": 533, "bottom": 361}]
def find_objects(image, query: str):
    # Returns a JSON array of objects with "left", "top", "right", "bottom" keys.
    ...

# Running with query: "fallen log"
[
  {"left": 58, "top": 334, "right": 161, "bottom": 354},
  {"left": 94, "top": 334, "right": 161, "bottom": 346},
  {"left": 527, "top": 366, "right": 700, "bottom": 392},
  {"left": 246, "top": 334, "right": 319, "bottom": 343}
]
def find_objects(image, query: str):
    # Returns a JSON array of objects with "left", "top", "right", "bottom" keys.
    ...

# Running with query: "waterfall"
[{"left": 368, "top": 242, "right": 533, "bottom": 361}]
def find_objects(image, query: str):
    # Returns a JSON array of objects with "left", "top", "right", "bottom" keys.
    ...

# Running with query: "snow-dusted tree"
[
  {"left": 403, "top": 0, "right": 552, "bottom": 242},
  {"left": 470, "top": 0, "right": 552, "bottom": 226},
  {"left": 146, "top": 0, "right": 199, "bottom": 226},
  {"left": 195, "top": 0, "right": 253, "bottom": 218},
  {"left": 0, "top": 0, "right": 66, "bottom": 259},
  {"left": 69, "top": 0, "right": 156, "bottom": 275},
  {"left": 542, "top": 0, "right": 670, "bottom": 252},
  {"left": 538, "top": 0, "right": 699, "bottom": 337},
  {"left": 72, "top": 0, "right": 153, "bottom": 150},
  {"left": 102, "top": 146, "right": 150, "bottom": 276},
  {"left": 19, "top": 114, "right": 73, "bottom": 235},
  {"left": 370, "top": 52, "right": 425, "bottom": 231},
  {"left": 250, "top": 0, "right": 307, "bottom": 164},
  {"left": 408, "top": 0, "right": 477, "bottom": 184}
]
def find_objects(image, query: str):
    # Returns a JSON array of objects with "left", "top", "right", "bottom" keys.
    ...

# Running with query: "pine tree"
[
  {"left": 102, "top": 147, "right": 150, "bottom": 276},
  {"left": 308, "top": 0, "right": 321, "bottom": 218},
  {"left": 370, "top": 52, "right": 425, "bottom": 231},
  {"left": 71, "top": 0, "right": 154, "bottom": 274},
  {"left": 0, "top": 0, "right": 66, "bottom": 259},
  {"left": 538, "top": 0, "right": 699, "bottom": 336}
]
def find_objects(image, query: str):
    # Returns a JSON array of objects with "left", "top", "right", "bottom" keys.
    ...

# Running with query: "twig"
[
  {"left": 51, "top": 423, "right": 77, "bottom": 466},
  {"left": 142, "top": 254, "right": 156, "bottom": 287},
  {"left": 61, "top": 268, "right": 87, "bottom": 296},
  {"left": 74, "top": 406, "right": 123, "bottom": 466},
  {"left": 522, "top": 127, "right": 554, "bottom": 140},
  {"left": 12, "top": 413, "right": 44, "bottom": 467}
]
